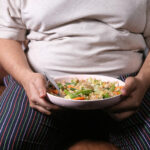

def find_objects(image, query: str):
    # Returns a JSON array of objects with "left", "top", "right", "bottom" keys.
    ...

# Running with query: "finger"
[
  {"left": 33, "top": 75, "right": 47, "bottom": 97},
  {"left": 29, "top": 83, "right": 60, "bottom": 110},
  {"left": 122, "top": 77, "right": 137, "bottom": 96},
  {"left": 105, "top": 96, "right": 139, "bottom": 113},
  {"left": 32, "top": 104, "right": 51, "bottom": 115},
  {"left": 42, "top": 100, "right": 60, "bottom": 110},
  {"left": 45, "top": 96, "right": 61, "bottom": 110},
  {"left": 34, "top": 96, "right": 60, "bottom": 110},
  {"left": 109, "top": 110, "right": 136, "bottom": 121}
]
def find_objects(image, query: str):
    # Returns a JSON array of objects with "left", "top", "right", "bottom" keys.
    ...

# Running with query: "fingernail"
[
  {"left": 121, "top": 88, "right": 126, "bottom": 95},
  {"left": 40, "top": 91, "right": 45, "bottom": 97}
]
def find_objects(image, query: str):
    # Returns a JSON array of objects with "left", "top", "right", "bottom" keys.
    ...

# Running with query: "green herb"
[
  {"left": 110, "top": 84, "right": 115, "bottom": 92},
  {"left": 57, "top": 83, "right": 64, "bottom": 90},
  {"left": 65, "top": 82, "right": 72, "bottom": 85},
  {"left": 70, "top": 87, "right": 76, "bottom": 91},
  {"left": 103, "top": 93, "right": 110, "bottom": 98}
]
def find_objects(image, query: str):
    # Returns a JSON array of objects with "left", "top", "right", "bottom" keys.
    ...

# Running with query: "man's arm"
[
  {"left": 0, "top": 38, "right": 59, "bottom": 115},
  {"left": 0, "top": 65, "right": 7, "bottom": 84},
  {"left": 136, "top": 51, "right": 150, "bottom": 89},
  {"left": 0, "top": 39, "right": 33, "bottom": 84},
  {"left": 106, "top": 51, "right": 150, "bottom": 121}
]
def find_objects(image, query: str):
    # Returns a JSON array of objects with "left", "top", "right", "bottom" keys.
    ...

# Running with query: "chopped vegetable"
[
  {"left": 48, "top": 78, "right": 123, "bottom": 100},
  {"left": 49, "top": 89, "right": 58, "bottom": 95},
  {"left": 72, "top": 97, "right": 85, "bottom": 100}
]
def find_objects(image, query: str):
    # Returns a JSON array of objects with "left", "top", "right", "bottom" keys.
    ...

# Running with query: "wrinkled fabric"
[{"left": 0, "top": 0, "right": 150, "bottom": 77}]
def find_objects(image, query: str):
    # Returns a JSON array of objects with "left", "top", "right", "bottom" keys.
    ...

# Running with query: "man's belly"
[{"left": 27, "top": 40, "right": 143, "bottom": 78}]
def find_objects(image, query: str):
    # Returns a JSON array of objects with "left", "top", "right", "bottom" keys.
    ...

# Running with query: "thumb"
[
  {"left": 121, "top": 77, "right": 136, "bottom": 96},
  {"left": 34, "top": 75, "right": 47, "bottom": 98}
]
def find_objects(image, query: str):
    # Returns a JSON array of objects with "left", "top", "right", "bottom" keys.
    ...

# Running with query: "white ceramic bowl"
[{"left": 47, "top": 75, "right": 125, "bottom": 110}]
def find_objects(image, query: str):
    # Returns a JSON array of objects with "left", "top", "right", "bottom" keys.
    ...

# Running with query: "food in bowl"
[{"left": 47, "top": 78, "right": 123, "bottom": 100}]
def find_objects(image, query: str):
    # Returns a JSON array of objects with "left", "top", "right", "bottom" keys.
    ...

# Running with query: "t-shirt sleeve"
[
  {"left": 143, "top": 0, "right": 150, "bottom": 49},
  {"left": 0, "top": 0, "right": 26, "bottom": 41}
]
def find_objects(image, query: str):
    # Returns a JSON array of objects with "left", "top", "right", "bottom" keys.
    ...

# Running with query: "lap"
[
  {"left": 0, "top": 75, "right": 111, "bottom": 150},
  {"left": 2, "top": 74, "right": 150, "bottom": 150},
  {"left": 0, "top": 76, "right": 61, "bottom": 150}
]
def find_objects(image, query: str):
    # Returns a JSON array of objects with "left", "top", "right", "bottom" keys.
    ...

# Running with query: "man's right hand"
[{"left": 21, "top": 72, "right": 60, "bottom": 115}]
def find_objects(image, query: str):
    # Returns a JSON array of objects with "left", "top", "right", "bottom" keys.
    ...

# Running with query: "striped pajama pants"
[
  {"left": 110, "top": 74, "right": 150, "bottom": 150},
  {"left": 0, "top": 74, "right": 150, "bottom": 150}
]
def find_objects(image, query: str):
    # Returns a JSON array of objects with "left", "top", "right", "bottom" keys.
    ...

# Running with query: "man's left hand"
[{"left": 105, "top": 76, "right": 147, "bottom": 121}]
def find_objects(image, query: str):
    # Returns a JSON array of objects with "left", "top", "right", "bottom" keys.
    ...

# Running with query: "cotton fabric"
[
  {"left": 1, "top": 74, "right": 150, "bottom": 150},
  {"left": 0, "top": 0, "right": 150, "bottom": 77}
]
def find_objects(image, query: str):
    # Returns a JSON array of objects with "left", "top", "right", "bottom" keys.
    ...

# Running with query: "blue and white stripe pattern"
[{"left": 0, "top": 73, "right": 150, "bottom": 150}]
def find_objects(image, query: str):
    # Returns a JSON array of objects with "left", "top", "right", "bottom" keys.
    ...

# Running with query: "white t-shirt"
[{"left": 0, "top": 0, "right": 150, "bottom": 77}]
